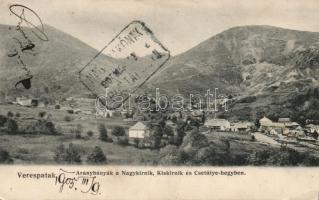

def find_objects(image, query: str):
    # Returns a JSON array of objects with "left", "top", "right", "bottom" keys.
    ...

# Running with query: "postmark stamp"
[{"left": 79, "top": 20, "right": 170, "bottom": 109}]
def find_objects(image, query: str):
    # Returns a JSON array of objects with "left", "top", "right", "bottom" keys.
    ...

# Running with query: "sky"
[{"left": 1, "top": 0, "right": 319, "bottom": 55}]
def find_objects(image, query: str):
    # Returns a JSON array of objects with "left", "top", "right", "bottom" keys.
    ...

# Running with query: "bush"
[
  {"left": 67, "top": 110, "right": 74, "bottom": 114},
  {"left": 250, "top": 148, "right": 319, "bottom": 166},
  {"left": 237, "top": 96, "right": 257, "bottom": 103},
  {"left": 117, "top": 136, "right": 129, "bottom": 146},
  {"left": 4, "top": 118, "right": 18, "bottom": 134},
  {"left": 54, "top": 144, "right": 66, "bottom": 163},
  {"left": 55, "top": 105, "right": 61, "bottom": 109},
  {"left": 158, "top": 145, "right": 180, "bottom": 165},
  {"left": 65, "top": 143, "right": 82, "bottom": 164},
  {"left": 0, "top": 149, "right": 13, "bottom": 164},
  {"left": 26, "top": 119, "right": 58, "bottom": 135},
  {"left": 54, "top": 143, "right": 82, "bottom": 164},
  {"left": 72, "top": 124, "right": 82, "bottom": 139},
  {"left": 17, "top": 148, "right": 29, "bottom": 154},
  {"left": 86, "top": 146, "right": 107, "bottom": 164},
  {"left": 98, "top": 124, "right": 108, "bottom": 142},
  {"left": 64, "top": 115, "right": 72, "bottom": 122},
  {"left": 111, "top": 126, "right": 126, "bottom": 137},
  {"left": 7, "top": 111, "right": 14, "bottom": 118},
  {"left": 163, "top": 125, "right": 174, "bottom": 136},
  {"left": 15, "top": 112, "right": 20, "bottom": 118},
  {"left": 0, "top": 115, "right": 7, "bottom": 127},
  {"left": 133, "top": 138, "right": 140, "bottom": 148},
  {"left": 150, "top": 126, "right": 163, "bottom": 149},
  {"left": 38, "top": 111, "right": 47, "bottom": 118},
  {"left": 87, "top": 130, "right": 94, "bottom": 138}
]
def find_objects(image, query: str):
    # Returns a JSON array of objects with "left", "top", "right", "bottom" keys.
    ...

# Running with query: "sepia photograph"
[{"left": 1, "top": 0, "right": 319, "bottom": 199}]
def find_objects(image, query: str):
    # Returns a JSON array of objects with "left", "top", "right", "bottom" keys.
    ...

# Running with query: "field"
[{"left": 0, "top": 104, "right": 158, "bottom": 165}]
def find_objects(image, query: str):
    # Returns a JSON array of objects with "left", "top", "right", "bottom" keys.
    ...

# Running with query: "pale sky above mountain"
[{"left": 1, "top": 0, "right": 319, "bottom": 55}]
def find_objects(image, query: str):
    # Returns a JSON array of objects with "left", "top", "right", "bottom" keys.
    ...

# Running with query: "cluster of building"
[
  {"left": 204, "top": 118, "right": 254, "bottom": 132},
  {"left": 14, "top": 97, "right": 45, "bottom": 107},
  {"left": 259, "top": 117, "right": 318, "bottom": 141},
  {"left": 127, "top": 118, "right": 255, "bottom": 142},
  {"left": 260, "top": 117, "right": 299, "bottom": 135},
  {"left": 12, "top": 95, "right": 319, "bottom": 144}
]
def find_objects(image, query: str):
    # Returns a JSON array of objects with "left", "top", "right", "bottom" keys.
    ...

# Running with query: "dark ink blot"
[
  {"left": 21, "top": 43, "right": 35, "bottom": 52},
  {"left": 15, "top": 75, "right": 33, "bottom": 89}
]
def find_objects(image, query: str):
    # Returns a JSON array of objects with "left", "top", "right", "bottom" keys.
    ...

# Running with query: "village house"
[
  {"left": 267, "top": 123, "right": 285, "bottom": 135},
  {"left": 230, "top": 122, "right": 254, "bottom": 132},
  {"left": 278, "top": 118, "right": 290, "bottom": 123},
  {"left": 284, "top": 122, "right": 299, "bottom": 129},
  {"left": 15, "top": 97, "right": 39, "bottom": 107},
  {"left": 259, "top": 117, "right": 285, "bottom": 135},
  {"left": 128, "top": 121, "right": 150, "bottom": 139},
  {"left": 204, "top": 119, "right": 230, "bottom": 131},
  {"left": 287, "top": 126, "right": 305, "bottom": 137},
  {"left": 277, "top": 117, "right": 299, "bottom": 129},
  {"left": 259, "top": 116, "right": 273, "bottom": 127}
]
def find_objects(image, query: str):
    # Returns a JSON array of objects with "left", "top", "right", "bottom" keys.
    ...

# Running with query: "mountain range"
[{"left": 1, "top": 24, "right": 319, "bottom": 123}]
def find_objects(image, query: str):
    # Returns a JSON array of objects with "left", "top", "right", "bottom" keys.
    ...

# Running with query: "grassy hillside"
[
  {"left": 0, "top": 24, "right": 114, "bottom": 101},
  {"left": 147, "top": 25, "right": 319, "bottom": 123}
]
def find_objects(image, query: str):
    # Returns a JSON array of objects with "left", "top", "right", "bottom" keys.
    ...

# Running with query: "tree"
[
  {"left": 26, "top": 119, "right": 58, "bottom": 135},
  {"left": 171, "top": 116, "right": 177, "bottom": 123},
  {"left": 194, "top": 145, "right": 218, "bottom": 165},
  {"left": 190, "top": 119, "right": 201, "bottom": 130},
  {"left": 54, "top": 144, "right": 66, "bottom": 163},
  {"left": 87, "top": 146, "right": 107, "bottom": 164},
  {"left": 175, "top": 121, "right": 186, "bottom": 146},
  {"left": 180, "top": 131, "right": 209, "bottom": 151},
  {"left": 151, "top": 126, "right": 163, "bottom": 149},
  {"left": 158, "top": 145, "right": 180, "bottom": 165},
  {"left": 312, "top": 131, "right": 319, "bottom": 140},
  {"left": 163, "top": 125, "right": 174, "bottom": 137},
  {"left": 7, "top": 111, "right": 14, "bottom": 118},
  {"left": 0, "top": 115, "right": 7, "bottom": 127},
  {"left": 87, "top": 130, "right": 94, "bottom": 138},
  {"left": 65, "top": 143, "right": 82, "bottom": 164},
  {"left": 179, "top": 111, "right": 183, "bottom": 119},
  {"left": 5, "top": 118, "right": 18, "bottom": 134},
  {"left": 38, "top": 111, "right": 46, "bottom": 118},
  {"left": 54, "top": 143, "right": 82, "bottom": 164},
  {"left": 201, "top": 112, "right": 206, "bottom": 124},
  {"left": 117, "top": 136, "right": 129, "bottom": 146},
  {"left": 0, "top": 149, "right": 13, "bottom": 164},
  {"left": 99, "top": 124, "right": 108, "bottom": 142},
  {"left": 74, "top": 124, "right": 82, "bottom": 139},
  {"left": 111, "top": 126, "right": 125, "bottom": 137}
]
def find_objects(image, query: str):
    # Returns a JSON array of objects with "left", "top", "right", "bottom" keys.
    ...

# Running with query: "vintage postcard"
[{"left": 1, "top": 0, "right": 319, "bottom": 199}]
